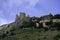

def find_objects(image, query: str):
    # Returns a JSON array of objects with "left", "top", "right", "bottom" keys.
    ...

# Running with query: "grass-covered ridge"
[
  {"left": 1, "top": 28, "right": 60, "bottom": 40},
  {"left": 0, "top": 13, "right": 60, "bottom": 40}
]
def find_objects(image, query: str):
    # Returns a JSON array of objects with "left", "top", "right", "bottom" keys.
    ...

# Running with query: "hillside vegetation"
[
  {"left": 0, "top": 13, "right": 60, "bottom": 40},
  {"left": 1, "top": 28, "right": 60, "bottom": 40}
]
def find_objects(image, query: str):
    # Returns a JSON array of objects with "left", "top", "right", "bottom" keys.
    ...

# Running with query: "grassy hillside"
[
  {"left": 0, "top": 13, "right": 60, "bottom": 40},
  {"left": 1, "top": 28, "right": 60, "bottom": 40}
]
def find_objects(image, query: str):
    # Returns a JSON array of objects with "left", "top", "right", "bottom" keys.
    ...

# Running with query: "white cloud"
[
  {"left": 4, "top": 0, "right": 39, "bottom": 8},
  {"left": 0, "top": 18, "right": 8, "bottom": 25},
  {"left": 0, "top": 17, "right": 14, "bottom": 26},
  {"left": 28, "top": 0, "right": 39, "bottom": 7},
  {"left": 7, "top": 0, "right": 23, "bottom": 7},
  {"left": 0, "top": 0, "right": 40, "bottom": 25}
]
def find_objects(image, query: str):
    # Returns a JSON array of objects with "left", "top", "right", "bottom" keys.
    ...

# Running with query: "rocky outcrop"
[
  {"left": 0, "top": 24, "right": 9, "bottom": 35},
  {"left": 0, "top": 24, "right": 8, "bottom": 29}
]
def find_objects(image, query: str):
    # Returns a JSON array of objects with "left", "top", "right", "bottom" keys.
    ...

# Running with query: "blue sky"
[{"left": 0, "top": 0, "right": 60, "bottom": 25}]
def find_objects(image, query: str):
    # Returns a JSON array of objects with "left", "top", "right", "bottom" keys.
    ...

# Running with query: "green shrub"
[
  {"left": 0, "top": 34, "right": 7, "bottom": 38},
  {"left": 54, "top": 35, "right": 60, "bottom": 40}
]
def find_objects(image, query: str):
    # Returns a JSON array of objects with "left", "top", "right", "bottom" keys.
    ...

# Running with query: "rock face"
[
  {"left": 0, "top": 24, "right": 8, "bottom": 32},
  {"left": 0, "top": 24, "right": 9, "bottom": 35}
]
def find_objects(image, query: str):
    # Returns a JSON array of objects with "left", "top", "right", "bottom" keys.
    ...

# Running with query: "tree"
[
  {"left": 53, "top": 14, "right": 60, "bottom": 19},
  {"left": 54, "top": 35, "right": 60, "bottom": 40}
]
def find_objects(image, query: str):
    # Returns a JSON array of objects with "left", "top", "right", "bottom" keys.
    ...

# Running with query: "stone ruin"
[
  {"left": 15, "top": 12, "right": 30, "bottom": 26},
  {"left": 0, "top": 12, "right": 60, "bottom": 35}
]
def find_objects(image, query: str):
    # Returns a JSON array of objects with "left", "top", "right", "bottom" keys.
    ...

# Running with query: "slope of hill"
[
  {"left": 0, "top": 12, "right": 60, "bottom": 40},
  {"left": 1, "top": 28, "right": 60, "bottom": 40}
]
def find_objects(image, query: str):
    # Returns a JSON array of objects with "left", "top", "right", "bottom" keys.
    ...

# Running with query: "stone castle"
[
  {"left": 14, "top": 12, "right": 30, "bottom": 27},
  {"left": 15, "top": 12, "right": 30, "bottom": 22},
  {"left": 0, "top": 12, "right": 60, "bottom": 35},
  {"left": 0, "top": 12, "right": 60, "bottom": 28}
]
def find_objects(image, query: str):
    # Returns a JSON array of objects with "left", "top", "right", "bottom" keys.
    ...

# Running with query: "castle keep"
[
  {"left": 15, "top": 12, "right": 30, "bottom": 21},
  {"left": 15, "top": 12, "right": 30, "bottom": 27},
  {"left": 15, "top": 12, "right": 26, "bottom": 21}
]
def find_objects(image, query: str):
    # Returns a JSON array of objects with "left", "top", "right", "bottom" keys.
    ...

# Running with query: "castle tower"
[
  {"left": 19, "top": 12, "right": 26, "bottom": 20},
  {"left": 15, "top": 12, "right": 26, "bottom": 22}
]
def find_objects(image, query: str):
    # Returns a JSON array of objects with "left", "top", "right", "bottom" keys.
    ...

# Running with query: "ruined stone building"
[
  {"left": 39, "top": 13, "right": 60, "bottom": 27},
  {"left": 14, "top": 12, "right": 30, "bottom": 27}
]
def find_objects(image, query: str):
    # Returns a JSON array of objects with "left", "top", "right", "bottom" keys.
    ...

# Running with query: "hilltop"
[{"left": 0, "top": 12, "right": 60, "bottom": 40}]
